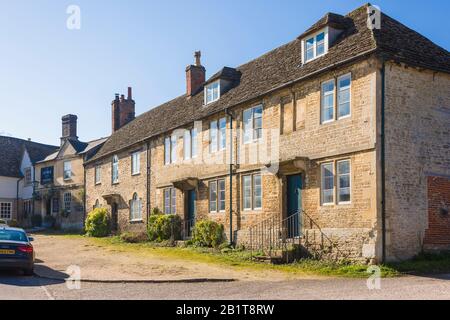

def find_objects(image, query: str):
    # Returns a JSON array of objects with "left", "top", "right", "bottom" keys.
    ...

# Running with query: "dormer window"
[
  {"left": 205, "top": 81, "right": 220, "bottom": 105},
  {"left": 302, "top": 28, "right": 328, "bottom": 64}
]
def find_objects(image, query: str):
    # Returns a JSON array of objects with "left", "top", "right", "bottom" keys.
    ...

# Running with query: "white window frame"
[
  {"left": 337, "top": 160, "right": 351, "bottom": 204},
  {"left": 63, "top": 161, "right": 72, "bottom": 180},
  {"left": 337, "top": 73, "right": 352, "bottom": 119},
  {"left": 321, "top": 79, "right": 335, "bottom": 124},
  {"left": 130, "top": 193, "right": 142, "bottom": 221},
  {"left": 131, "top": 151, "right": 140, "bottom": 175},
  {"left": 184, "top": 130, "right": 191, "bottom": 160},
  {"left": 112, "top": 155, "right": 119, "bottom": 184},
  {"left": 164, "top": 137, "right": 170, "bottom": 165},
  {"left": 0, "top": 202, "right": 12, "bottom": 220},
  {"left": 95, "top": 165, "right": 101, "bottom": 185},
  {"left": 163, "top": 188, "right": 176, "bottom": 214},
  {"left": 191, "top": 128, "right": 198, "bottom": 158},
  {"left": 219, "top": 117, "right": 227, "bottom": 151},
  {"left": 209, "top": 179, "right": 226, "bottom": 213},
  {"left": 170, "top": 135, "right": 177, "bottom": 164},
  {"left": 63, "top": 192, "right": 71, "bottom": 213},
  {"left": 302, "top": 28, "right": 329, "bottom": 64},
  {"left": 209, "top": 181, "right": 218, "bottom": 213},
  {"left": 242, "top": 173, "right": 263, "bottom": 211},
  {"left": 243, "top": 105, "right": 263, "bottom": 144},
  {"left": 204, "top": 81, "right": 220, "bottom": 105},
  {"left": 24, "top": 167, "right": 32, "bottom": 186},
  {"left": 321, "top": 163, "right": 334, "bottom": 205},
  {"left": 210, "top": 120, "right": 218, "bottom": 153}
]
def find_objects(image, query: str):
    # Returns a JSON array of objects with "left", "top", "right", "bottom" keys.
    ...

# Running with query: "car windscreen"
[{"left": 0, "top": 230, "right": 28, "bottom": 242}]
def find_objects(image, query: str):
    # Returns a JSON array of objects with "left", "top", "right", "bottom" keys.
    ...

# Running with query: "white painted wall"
[
  {"left": 0, "top": 176, "right": 19, "bottom": 199},
  {"left": 19, "top": 150, "right": 33, "bottom": 199}
]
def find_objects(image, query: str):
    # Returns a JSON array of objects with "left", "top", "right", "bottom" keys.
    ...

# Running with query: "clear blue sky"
[{"left": 0, "top": 0, "right": 448, "bottom": 145}]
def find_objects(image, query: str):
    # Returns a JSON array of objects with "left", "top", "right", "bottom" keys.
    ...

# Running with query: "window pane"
[
  {"left": 321, "top": 163, "right": 334, "bottom": 204},
  {"left": 321, "top": 81, "right": 335, "bottom": 122},
  {"left": 210, "top": 121, "right": 218, "bottom": 153},
  {"left": 253, "top": 174, "right": 262, "bottom": 209},
  {"left": 132, "top": 152, "right": 140, "bottom": 174},
  {"left": 338, "top": 75, "right": 351, "bottom": 118},
  {"left": 171, "top": 135, "right": 177, "bottom": 163},
  {"left": 219, "top": 118, "right": 226, "bottom": 150},
  {"left": 190, "top": 128, "right": 198, "bottom": 158},
  {"left": 338, "top": 160, "right": 351, "bottom": 203},
  {"left": 112, "top": 156, "right": 119, "bottom": 183},
  {"left": 316, "top": 32, "right": 325, "bottom": 56},
  {"left": 184, "top": 130, "right": 191, "bottom": 159},
  {"left": 306, "top": 37, "right": 314, "bottom": 61},
  {"left": 164, "top": 137, "right": 171, "bottom": 164},
  {"left": 243, "top": 176, "right": 252, "bottom": 210},
  {"left": 218, "top": 179, "right": 226, "bottom": 211},
  {"left": 164, "top": 189, "right": 170, "bottom": 214},
  {"left": 253, "top": 106, "right": 263, "bottom": 140},
  {"left": 243, "top": 109, "right": 253, "bottom": 143},
  {"left": 171, "top": 188, "right": 176, "bottom": 214},
  {"left": 209, "top": 181, "right": 217, "bottom": 212}
]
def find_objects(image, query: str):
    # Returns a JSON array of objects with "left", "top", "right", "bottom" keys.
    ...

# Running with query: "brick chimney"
[
  {"left": 186, "top": 51, "right": 205, "bottom": 96},
  {"left": 112, "top": 87, "right": 135, "bottom": 132},
  {"left": 61, "top": 114, "right": 78, "bottom": 145}
]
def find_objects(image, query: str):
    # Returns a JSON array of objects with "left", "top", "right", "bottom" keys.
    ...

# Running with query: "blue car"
[{"left": 0, "top": 226, "right": 35, "bottom": 276}]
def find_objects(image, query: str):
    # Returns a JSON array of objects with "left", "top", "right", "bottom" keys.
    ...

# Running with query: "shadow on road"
[{"left": 0, "top": 268, "right": 65, "bottom": 287}]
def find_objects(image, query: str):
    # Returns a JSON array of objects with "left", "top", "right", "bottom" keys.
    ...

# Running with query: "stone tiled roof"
[
  {"left": 88, "top": 3, "right": 450, "bottom": 163},
  {"left": 0, "top": 136, "right": 58, "bottom": 178},
  {"left": 37, "top": 137, "right": 108, "bottom": 163}
]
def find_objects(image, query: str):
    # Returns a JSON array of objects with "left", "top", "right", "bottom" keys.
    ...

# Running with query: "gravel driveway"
[{"left": 31, "top": 234, "right": 318, "bottom": 282}]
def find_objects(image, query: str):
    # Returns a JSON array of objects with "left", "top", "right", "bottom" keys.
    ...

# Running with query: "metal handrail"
[{"left": 247, "top": 210, "right": 346, "bottom": 262}]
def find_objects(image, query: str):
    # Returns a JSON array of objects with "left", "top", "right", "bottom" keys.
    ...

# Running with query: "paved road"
[{"left": 1, "top": 270, "right": 449, "bottom": 300}]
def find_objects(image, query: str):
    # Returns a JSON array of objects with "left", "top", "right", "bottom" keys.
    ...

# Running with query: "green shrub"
[
  {"left": 147, "top": 214, "right": 181, "bottom": 242},
  {"left": 150, "top": 207, "right": 163, "bottom": 216},
  {"left": 191, "top": 220, "right": 225, "bottom": 248},
  {"left": 7, "top": 219, "right": 19, "bottom": 227},
  {"left": 120, "top": 232, "right": 148, "bottom": 243},
  {"left": 0, "top": 219, "right": 6, "bottom": 225},
  {"left": 85, "top": 208, "right": 110, "bottom": 237},
  {"left": 31, "top": 215, "right": 42, "bottom": 227}
]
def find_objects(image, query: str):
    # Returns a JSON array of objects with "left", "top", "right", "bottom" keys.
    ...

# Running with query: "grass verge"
[
  {"left": 86, "top": 236, "right": 399, "bottom": 278},
  {"left": 36, "top": 232, "right": 450, "bottom": 278}
]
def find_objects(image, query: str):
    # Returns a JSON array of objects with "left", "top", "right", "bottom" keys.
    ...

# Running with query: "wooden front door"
[{"left": 286, "top": 174, "right": 302, "bottom": 238}]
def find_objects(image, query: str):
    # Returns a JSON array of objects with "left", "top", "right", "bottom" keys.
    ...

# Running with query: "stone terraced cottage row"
[{"left": 83, "top": 4, "right": 450, "bottom": 263}]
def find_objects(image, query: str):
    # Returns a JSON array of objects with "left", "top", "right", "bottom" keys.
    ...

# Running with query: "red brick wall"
[{"left": 424, "top": 176, "right": 450, "bottom": 250}]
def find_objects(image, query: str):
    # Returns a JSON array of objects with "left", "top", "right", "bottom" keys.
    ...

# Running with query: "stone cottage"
[
  {"left": 84, "top": 4, "right": 450, "bottom": 263},
  {"left": 34, "top": 115, "right": 107, "bottom": 230}
]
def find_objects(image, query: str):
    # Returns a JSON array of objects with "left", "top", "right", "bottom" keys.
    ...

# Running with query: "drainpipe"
[
  {"left": 226, "top": 108, "right": 235, "bottom": 246},
  {"left": 83, "top": 159, "right": 87, "bottom": 228},
  {"left": 380, "top": 61, "right": 387, "bottom": 263},
  {"left": 16, "top": 177, "right": 22, "bottom": 221},
  {"left": 146, "top": 141, "right": 151, "bottom": 228}
]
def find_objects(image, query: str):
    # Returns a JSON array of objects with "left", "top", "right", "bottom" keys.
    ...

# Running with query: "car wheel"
[{"left": 23, "top": 268, "right": 34, "bottom": 276}]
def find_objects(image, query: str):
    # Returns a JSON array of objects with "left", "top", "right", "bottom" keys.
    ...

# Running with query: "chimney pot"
[
  {"left": 195, "top": 51, "right": 201, "bottom": 66},
  {"left": 112, "top": 88, "right": 136, "bottom": 133},
  {"left": 186, "top": 51, "right": 206, "bottom": 96},
  {"left": 128, "top": 87, "right": 132, "bottom": 100}
]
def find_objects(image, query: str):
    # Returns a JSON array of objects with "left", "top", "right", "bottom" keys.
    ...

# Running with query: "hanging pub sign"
[{"left": 41, "top": 166, "right": 54, "bottom": 185}]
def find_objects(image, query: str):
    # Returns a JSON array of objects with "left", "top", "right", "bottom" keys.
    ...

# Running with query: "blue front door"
[
  {"left": 187, "top": 190, "right": 196, "bottom": 221},
  {"left": 287, "top": 174, "right": 302, "bottom": 237}
]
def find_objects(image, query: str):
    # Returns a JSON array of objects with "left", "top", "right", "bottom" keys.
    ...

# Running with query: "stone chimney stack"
[
  {"left": 61, "top": 114, "right": 78, "bottom": 145},
  {"left": 186, "top": 51, "right": 205, "bottom": 96},
  {"left": 112, "top": 87, "right": 135, "bottom": 133}
]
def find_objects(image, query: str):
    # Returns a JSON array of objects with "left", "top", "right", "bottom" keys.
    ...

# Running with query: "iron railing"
[
  {"left": 181, "top": 219, "right": 195, "bottom": 240},
  {"left": 247, "top": 210, "right": 347, "bottom": 263}
]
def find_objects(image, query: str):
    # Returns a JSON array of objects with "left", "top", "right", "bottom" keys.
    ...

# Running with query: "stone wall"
[
  {"left": 86, "top": 144, "right": 149, "bottom": 234},
  {"left": 384, "top": 62, "right": 450, "bottom": 261}
]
